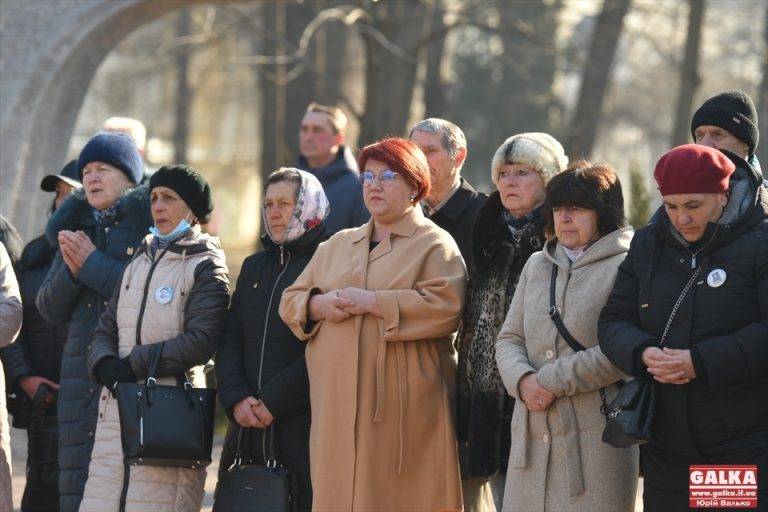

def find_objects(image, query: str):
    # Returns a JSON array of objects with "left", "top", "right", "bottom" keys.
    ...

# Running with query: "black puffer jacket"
[
  {"left": 456, "top": 192, "right": 545, "bottom": 477},
  {"left": 599, "top": 153, "right": 768, "bottom": 509},
  {"left": 36, "top": 185, "right": 152, "bottom": 512},
  {"left": 1, "top": 236, "right": 69, "bottom": 417},
  {"left": 216, "top": 225, "right": 326, "bottom": 508}
]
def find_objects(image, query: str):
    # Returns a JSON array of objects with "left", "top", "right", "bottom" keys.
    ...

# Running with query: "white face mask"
[{"left": 149, "top": 210, "right": 193, "bottom": 242}]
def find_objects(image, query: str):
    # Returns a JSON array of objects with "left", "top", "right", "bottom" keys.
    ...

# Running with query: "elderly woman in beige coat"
[
  {"left": 0, "top": 242, "right": 23, "bottom": 511},
  {"left": 495, "top": 163, "right": 639, "bottom": 512},
  {"left": 280, "top": 137, "right": 467, "bottom": 512}
]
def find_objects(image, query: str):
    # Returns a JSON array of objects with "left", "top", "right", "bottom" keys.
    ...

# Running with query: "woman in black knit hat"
[{"left": 80, "top": 164, "right": 230, "bottom": 512}]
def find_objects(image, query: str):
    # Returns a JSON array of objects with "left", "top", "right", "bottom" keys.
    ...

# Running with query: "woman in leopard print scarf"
[{"left": 457, "top": 133, "right": 567, "bottom": 511}]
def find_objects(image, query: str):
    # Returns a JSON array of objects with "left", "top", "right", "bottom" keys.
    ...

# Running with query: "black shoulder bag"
[
  {"left": 548, "top": 264, "right": 610, "bottom": 414},
  {"left": 115, "top": 342, "right": 216, "bottom": 468},
  {"left": 213, "top": 426, "right": 298, "bottom": 512},
  {"left": 601, "top": 265, "right": 703, "bottom": 448},
  {"left": 213, "top": 306, "right": 298, "bottom": 512}
]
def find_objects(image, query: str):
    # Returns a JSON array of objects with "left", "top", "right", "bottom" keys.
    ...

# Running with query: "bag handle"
[
  {"left": 230, "top": 425, "right": 282, "bottom": 470},
  {"left": 549, "top": 264, "right": 609, "bottom": 416}
]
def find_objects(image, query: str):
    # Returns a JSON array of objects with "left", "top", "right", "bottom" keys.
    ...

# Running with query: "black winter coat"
[
  {"left": 425, "top": 178, "right": 487, "bottom": 271},
  {"left": 36, "top": 185, "right": 152, "bottom": 512},
  {"left": 1, "top": 236, "right": 69, "bottom": 421},
  {"left": 216, "top": 224, "right": 326, "bottom": 507},
  {"left": 599, "top": 154, "right": 768, "bottom": 511}
]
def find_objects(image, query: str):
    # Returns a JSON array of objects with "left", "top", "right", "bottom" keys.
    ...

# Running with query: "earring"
[{"left": 410, "top": 194, "right": 416, "bottom": 202}]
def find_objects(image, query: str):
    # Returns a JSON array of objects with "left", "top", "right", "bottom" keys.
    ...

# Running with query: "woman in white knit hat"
[{"left": 457, "top": 133, "right": 567, "bottom": 511}]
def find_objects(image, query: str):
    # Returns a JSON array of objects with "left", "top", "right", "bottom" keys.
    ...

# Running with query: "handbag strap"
[
  {"left": 232, "top": 425, "right": 281, "bottom": 469},
  {"left": 549, "top": 264, "right": 587, "bottom": 353},
  {"left": 145, "top": 341, "right": 190, "bottom": 389},
  {"left": 549, "top": 263, "right": 609, "bottom": 417},
  {"left": 659, "top": 266, "right": 703, "bottom": 345}
]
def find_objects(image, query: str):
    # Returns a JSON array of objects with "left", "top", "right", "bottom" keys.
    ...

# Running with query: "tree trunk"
[
  {"left": 670, "top": 0, "right": 706, "bottom": 147},
  {"left": 758, "top": 2, "right": 768, "bottom": 177},
  {"left": 567, "top": 0, "right": 632, "bottom": 159},
  {"left": 173, "top": 8, "right": 191, "bottom": 163},
  {"left": 258, "top": 3, "right": 288, "bottom": 180},
  {"left": 423, "top": 3, "right": 447, "bottom": 118},
  {"left": 359, "top": 1, "right": 427, "bottom": 145}
]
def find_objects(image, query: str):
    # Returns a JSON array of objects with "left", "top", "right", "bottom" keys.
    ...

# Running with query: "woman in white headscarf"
[{"left": 215, "top": 168, "right": 330, "bottom": 511}]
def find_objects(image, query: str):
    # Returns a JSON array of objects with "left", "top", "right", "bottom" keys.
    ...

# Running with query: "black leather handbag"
[
  {"left": 601, "top": 265, "right": 703, "bottom": 448},
  {"left": 115, "top": 342, "right": 216, "bottom": 469},
  {"left": 213, "top": 426, "right": 298, "bottom": 512},
  {"left": 601, "top": 378, "right": 655, "bottom": 447}
]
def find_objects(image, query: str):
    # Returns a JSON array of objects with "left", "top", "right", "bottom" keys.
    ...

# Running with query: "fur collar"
[{"left": 45, "top": 182, "right": 152, "bottom": 247}]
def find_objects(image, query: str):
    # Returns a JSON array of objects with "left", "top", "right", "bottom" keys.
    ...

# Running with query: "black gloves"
[{"left": 95, "top": 356, "right": 137, "bottom": 389}]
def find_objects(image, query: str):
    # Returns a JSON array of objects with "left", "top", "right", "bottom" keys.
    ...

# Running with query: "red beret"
[{"left": 654, "top": 144, "right": 735, "bottom": 196}]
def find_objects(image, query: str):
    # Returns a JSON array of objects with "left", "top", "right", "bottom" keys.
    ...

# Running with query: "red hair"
[{"left": 357, "top": 137, "right": 431, "bottom": 203}]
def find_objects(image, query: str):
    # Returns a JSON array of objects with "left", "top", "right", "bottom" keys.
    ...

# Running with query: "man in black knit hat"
[{"left": 691, "top": 89, "right": 762, "bottom": 175}]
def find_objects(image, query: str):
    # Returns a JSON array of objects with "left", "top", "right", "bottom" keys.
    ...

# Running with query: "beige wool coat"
[
  {"left": 495, "top": 228, "right": 639, "bottom": 512},
  {"left": 280, "top": 207, "right": 467, "bottom": 512},
  {"left": 0, "top": 243, "right": 22, "bottom": 512},
  {"left": 80, "top": 231, "right": 229, "bottom": 512}
]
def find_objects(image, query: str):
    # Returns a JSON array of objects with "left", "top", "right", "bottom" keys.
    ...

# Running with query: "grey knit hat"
[{"left": 491, "top": 132, "right": 568, "bottom": 186}]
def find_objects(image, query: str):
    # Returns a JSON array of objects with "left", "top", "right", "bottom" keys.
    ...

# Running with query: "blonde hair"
[
  {"left": 103, "top": 117, "right": 147, "bottom": 153},
  {"left": 305, "top": 103, "right": 348, "bottom": 135}
]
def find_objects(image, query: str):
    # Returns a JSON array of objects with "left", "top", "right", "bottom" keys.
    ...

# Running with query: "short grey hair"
[{"left": 409, "top": 118, "right": 467, "bottom": 159}]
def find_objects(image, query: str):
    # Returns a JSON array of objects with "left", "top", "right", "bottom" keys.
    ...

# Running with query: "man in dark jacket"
[
  {"left": 1, "top": 160, "right": 80, "bottom": 511},
  {"left": 296, "top": 103, "right": 368, "bottom": 234},
  {"left": 410, "top": 118, "right": 486, "bottom": 270},
  {"left": 599, "top": 144, "right": 768, "bottom": 512},
  {"left": 36, "top": 132, "right": 152, "bottom": 512}
]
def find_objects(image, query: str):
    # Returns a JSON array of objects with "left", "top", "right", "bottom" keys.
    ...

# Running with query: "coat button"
[
  {"left": 90, "top": 388, "right": 95, "bottom": 393},
  {"left": 543, "top": 434, "right": 549, "bottom": 443},
  {"left": 87, "top": 303, "right": 92, "bottom": 308},
  {"left": 546, "top": 350, "right": 555, "bottom": 360},
  {"left": 88, "top": 431, "right": 94, "bottom": 437}
]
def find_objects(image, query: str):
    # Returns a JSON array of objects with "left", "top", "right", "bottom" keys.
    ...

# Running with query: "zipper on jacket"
[
  {"left": 134, "top": 246, "right": 172, "bottom": 346},
  {"left": 689, "top": 225, "right": 718, "bottom": 269},
  {"left": 258, "top": 249, "right": 291, "bottom": 465}
]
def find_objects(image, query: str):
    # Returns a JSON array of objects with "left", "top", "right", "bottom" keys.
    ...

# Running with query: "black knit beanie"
[
  {"left": 149, "top": 165, "right": 214, "bottom": 224},
  {"left": 691, "top": 90, "right": 759, "bottom": 156}
]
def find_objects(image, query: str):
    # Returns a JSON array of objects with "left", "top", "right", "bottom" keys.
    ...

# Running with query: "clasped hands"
[
  {"left": 233, "top": 396, "right": 275, "bottom": 429},
  {"left": 518, "top": 373, "right": 556, "bottom": 412},
  {"left": 308, "top": 287, "right": 381, "bottom": 323},
  {"left": 642, "top": 346, "right": 696, "bottom": 385},
  {"left": 58, "top": 230, "right": 96, "bottom": 278}
]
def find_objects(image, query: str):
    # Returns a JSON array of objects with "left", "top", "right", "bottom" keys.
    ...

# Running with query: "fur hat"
[
  {"left": 149, "top": 165, "right": 214, "bottom": 223},
  {"left": 654, "top": 144, "right": 735, "bottom": 196},
  {"left": 491, "top": 133, "right": 568, "bottom": 186}
]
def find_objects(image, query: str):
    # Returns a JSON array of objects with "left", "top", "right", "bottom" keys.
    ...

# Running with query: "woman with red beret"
[{"left": 599, "top": 144, "right": 768, "bottom": 511}]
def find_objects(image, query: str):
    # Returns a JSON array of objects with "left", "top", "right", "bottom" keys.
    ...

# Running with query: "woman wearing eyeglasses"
[{"left": 280, "top": 137, "right": 467, "bottom": 511}]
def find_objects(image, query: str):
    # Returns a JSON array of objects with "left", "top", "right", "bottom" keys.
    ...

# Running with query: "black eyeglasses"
[{"left": 359, "top": 169, "right": 399, "bottom": 187}]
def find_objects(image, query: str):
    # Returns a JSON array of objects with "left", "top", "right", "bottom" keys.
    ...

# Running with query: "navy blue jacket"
[
  {"left": 297, "top": 146, "right": 369, "bottom": 234},
  {"left": 36, "top": 184, "right": 152, "bottom": 512}
]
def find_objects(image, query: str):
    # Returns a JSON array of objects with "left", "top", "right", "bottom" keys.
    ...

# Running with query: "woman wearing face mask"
[
  {"left": 79, "top": 165, "right": 230, "bottom": 511},
  {"left": 214, "top": 168, "right": 329, "bottom": 511},
  {"left": 0, "top": 160, "right": 80, "bottom": 511},
  {"left": 36, "top": 132, "right": 152, "bottom": 512}
]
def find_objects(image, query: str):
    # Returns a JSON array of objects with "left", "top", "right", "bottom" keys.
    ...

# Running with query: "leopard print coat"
[{"left": 457, "top": 191, "right": 544, "bottom": 477}]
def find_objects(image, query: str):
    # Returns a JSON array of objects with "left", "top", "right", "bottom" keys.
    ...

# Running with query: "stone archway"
[{"left": 0, "top": 0, "right": 212, "bottom": 237}]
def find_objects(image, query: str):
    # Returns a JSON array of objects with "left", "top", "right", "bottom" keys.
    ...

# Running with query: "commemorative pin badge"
[
  {"left": 706, "top": 269, "right": 727, "bottom": 288},
  {"left": 155, "top": 285, "right": 174, "bottom": 304}
]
